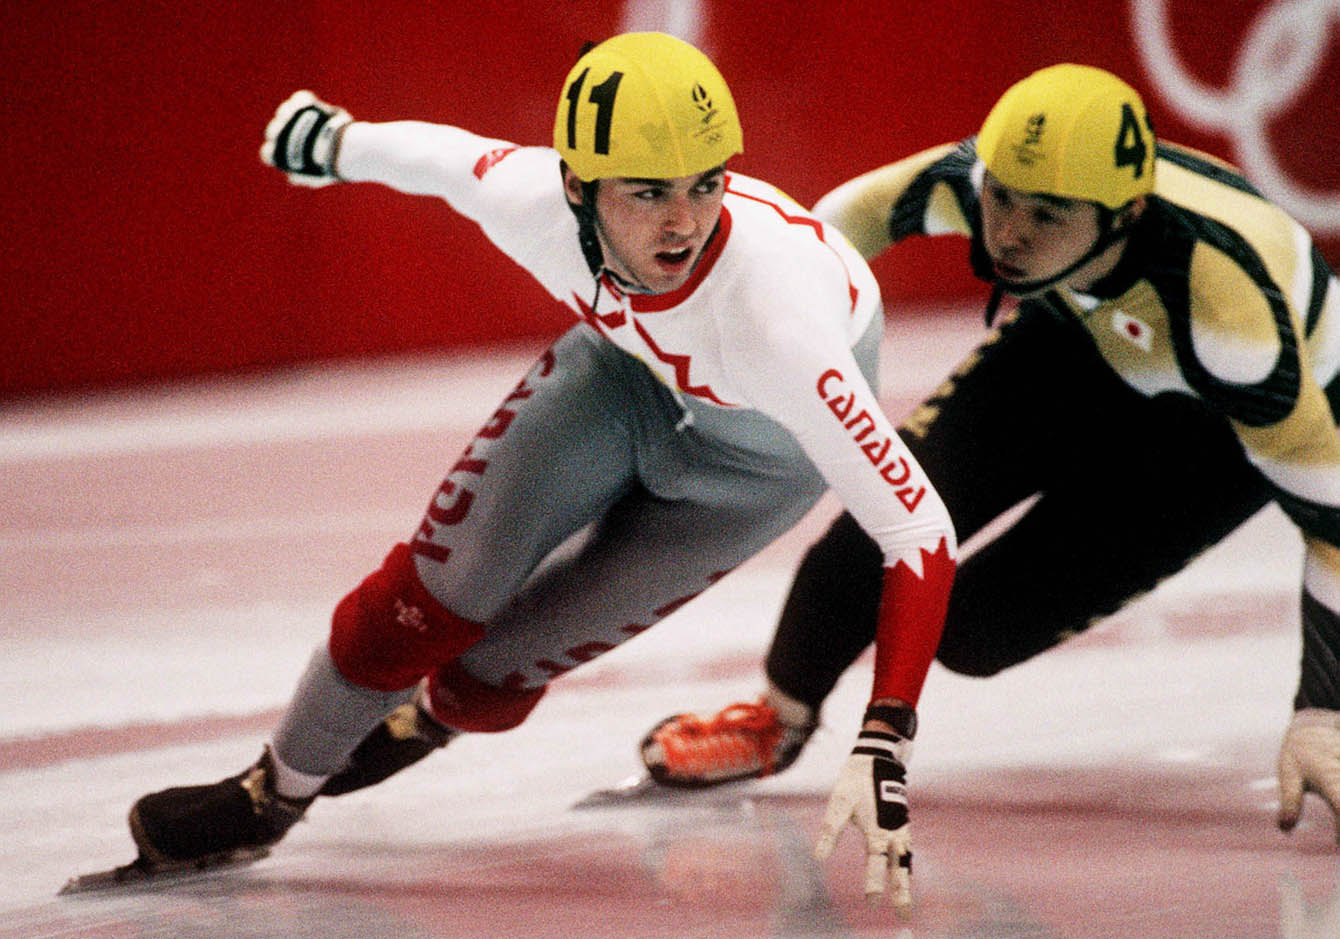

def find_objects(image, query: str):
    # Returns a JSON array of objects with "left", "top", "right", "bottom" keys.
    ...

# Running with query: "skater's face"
[
  {"left": 979, "top": 173, "right": 1121, "bottom": 293},
  {"left": 566, "top": 165, "right": 726, "bottom": 294}
]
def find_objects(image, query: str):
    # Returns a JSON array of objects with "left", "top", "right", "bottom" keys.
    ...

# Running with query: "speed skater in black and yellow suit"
[{"left": 640, "top": 63, "right": 1340, "bottom": 838}]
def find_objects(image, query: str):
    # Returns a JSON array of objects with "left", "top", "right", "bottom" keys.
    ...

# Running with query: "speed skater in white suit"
[{"left": 119, "top": 33, "right": 956, "bottom": 907}]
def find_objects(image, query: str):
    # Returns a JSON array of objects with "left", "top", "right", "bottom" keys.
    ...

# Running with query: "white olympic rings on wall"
[{"left": 1132, "top": 0, "right": 1340, "bottom": 233}]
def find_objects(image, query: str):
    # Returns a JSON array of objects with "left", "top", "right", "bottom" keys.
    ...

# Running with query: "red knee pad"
[
  {"left": 328, "top": 542, "right": 486, "bottom": 692},
  {"left": 424, "top": 660, "right": 547, "bottom": 732}
]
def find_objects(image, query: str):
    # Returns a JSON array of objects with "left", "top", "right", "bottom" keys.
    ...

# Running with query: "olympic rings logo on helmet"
[
  {"left": 976, "top": 63, "right": 1157, "bottom": 211},
  {"left": 553, "top": 32, "right": 744, "bottom": 182}
]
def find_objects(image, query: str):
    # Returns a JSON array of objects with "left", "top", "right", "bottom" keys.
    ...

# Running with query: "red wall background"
[{"left": 5, "top": 0, "right": 1338, "bottom": 398}]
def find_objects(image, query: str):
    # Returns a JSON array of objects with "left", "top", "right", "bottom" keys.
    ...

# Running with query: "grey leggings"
[
  {"left": 425, "top": 318, "right": 881, "bottom": 690},
  {"left": 274, "top": 317, "right": 881, "bottom": 775}
]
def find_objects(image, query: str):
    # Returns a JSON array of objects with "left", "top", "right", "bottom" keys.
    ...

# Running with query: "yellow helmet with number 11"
[
  {"left": 976, "top": 63, "right": 1156, "bottom": 211},
  {"left": 554, "top": 32, "right": 744, "bottom": 182}
]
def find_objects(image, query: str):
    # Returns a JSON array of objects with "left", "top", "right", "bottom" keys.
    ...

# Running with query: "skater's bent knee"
[
  {"left": 329, "top": 543, "right": 486, "bottom": 692},
  {"left": 424, "top": 660, "right": 546, "bottom": 732},
  {"left": 934, "top": 641, "right": 1012, "bottom": 678}
]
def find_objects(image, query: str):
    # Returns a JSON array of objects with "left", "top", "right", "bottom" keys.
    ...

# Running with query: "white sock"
[
  {"left": 764, "top": 681, "right": 815, "bottom": 729},
  {"left": 267, "top": 744, "right": 331, "bottom": 800}
]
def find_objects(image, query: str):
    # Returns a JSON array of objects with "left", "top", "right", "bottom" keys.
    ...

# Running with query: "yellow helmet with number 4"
[
  {"left": 554, "top": 32, "right": 743, "bottom": 182},
  {"left": 976, "top": 63, "right": 1156, "bottom": 211}
]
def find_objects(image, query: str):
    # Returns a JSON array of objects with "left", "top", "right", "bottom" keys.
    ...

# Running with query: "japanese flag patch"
[{"left": 1111, "top": 309, "right": 1153, "bottom": 352}]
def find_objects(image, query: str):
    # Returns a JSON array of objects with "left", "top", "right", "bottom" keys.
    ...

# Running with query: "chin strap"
[
  {"left": 568, "top": 180, "right": 605, "bottom": 278},
  {"left": 559, "top": 166, "right": 611, "bottom": 317},
  {"left": 982, "top": 285, "right": 1008, "bottom": 327},
  {"left": 977, "top": 205, "right": 1134, "bottom": 326}
]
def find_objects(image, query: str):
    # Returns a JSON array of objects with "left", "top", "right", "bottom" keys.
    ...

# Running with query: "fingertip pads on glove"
[{"left": 814, "top": 704, "right": 916, "bottom": 908}]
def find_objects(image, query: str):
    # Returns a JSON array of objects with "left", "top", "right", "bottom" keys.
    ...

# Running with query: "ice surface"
[{"left": 4, "top": 317, "right": 1337, "bottom": 938}]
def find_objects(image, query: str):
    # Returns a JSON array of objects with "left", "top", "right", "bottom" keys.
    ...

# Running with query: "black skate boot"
[
  {"left": 129, "top": 748, "right": 313, "bottom": 867},
  {"left": 319, "top": 691, "right": 458, "bottom": 796}
]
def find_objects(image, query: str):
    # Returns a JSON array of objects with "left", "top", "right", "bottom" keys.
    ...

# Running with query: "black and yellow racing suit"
[{"left": 768, "top": 138, "right": 1340, "bottom": 712}]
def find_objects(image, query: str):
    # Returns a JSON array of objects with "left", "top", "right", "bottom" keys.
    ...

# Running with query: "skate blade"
[
  {"left": 572, "top": 774, "right": 661, "bottom": 808},
  {"left": 572, "top": 773, "right": 755, "bottom": 809},
  {"left": 58, "top": 847, "right": 271, "bottom": 895}
]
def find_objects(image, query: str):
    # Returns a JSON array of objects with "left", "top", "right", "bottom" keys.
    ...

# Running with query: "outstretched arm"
[
  {"left": 811, "top": 141, "right": 973, "bottom": 259},
  {"left": 734, "top": 302, "right": 955, "bottom": 908},
  {"left": 257, "top": 91, "right": 576, "bottom": 303}
]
